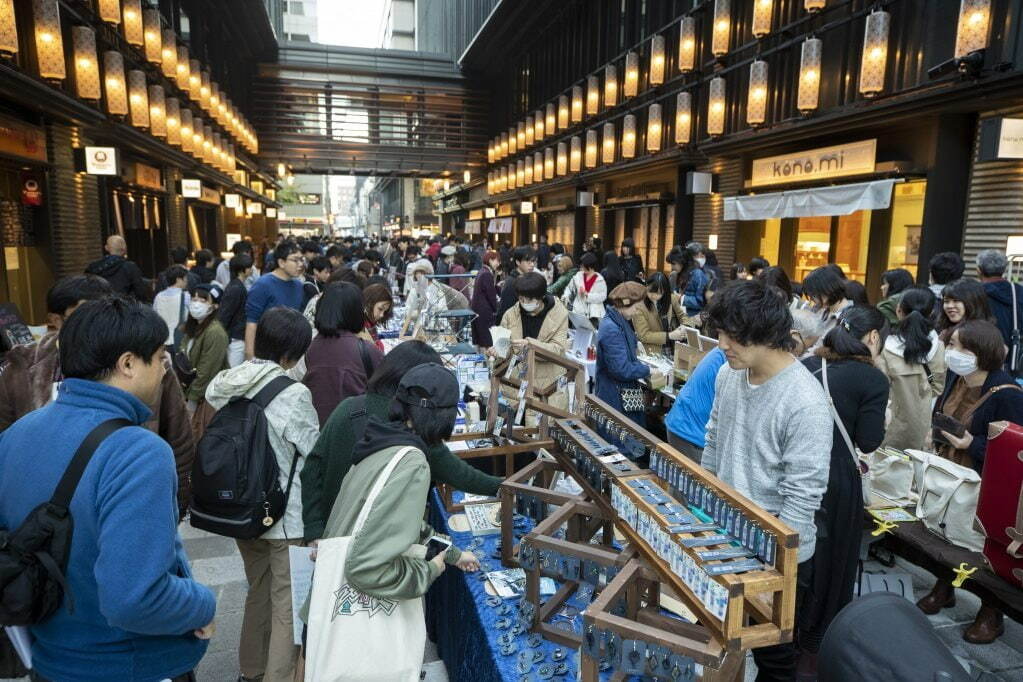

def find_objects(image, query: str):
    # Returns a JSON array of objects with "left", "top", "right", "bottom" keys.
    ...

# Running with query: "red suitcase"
[{"left": 977, "top": 421, "right": 1023, "bottom": 589}]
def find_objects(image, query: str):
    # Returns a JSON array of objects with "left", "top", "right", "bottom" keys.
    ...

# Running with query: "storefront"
[
  {"left": 97, "top": 157, "right": 171, "bottom": 279},
  {"left": 596, "top": 167, "right": 678, "bottom": 275},
  {"left": 179, "top": 178, "right": 225, "bottom": 254}
]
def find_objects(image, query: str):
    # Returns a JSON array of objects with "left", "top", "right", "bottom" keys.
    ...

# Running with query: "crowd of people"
[{"left": 0, "top": 228, "right": 1021, "bottom": 682}]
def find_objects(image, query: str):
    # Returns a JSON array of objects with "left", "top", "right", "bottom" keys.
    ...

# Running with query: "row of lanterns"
[
  {"left": 486, "top": 0, "right": 992, "bottom": 194},
  {"left": 0, "top": 0, "right": 258, "bottom": 172}
]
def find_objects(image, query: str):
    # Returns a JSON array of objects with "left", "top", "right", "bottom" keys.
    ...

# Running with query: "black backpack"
[
  {"left": 0, "top": 419, "right": 131, "bottom": 625},
  {"left": 189, "top": 375, "right": 299, "bottom": 539}
]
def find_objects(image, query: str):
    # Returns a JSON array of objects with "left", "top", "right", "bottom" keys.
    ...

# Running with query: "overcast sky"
[{"left": 317, "top": 0, "right": 387, "bottom": 48}]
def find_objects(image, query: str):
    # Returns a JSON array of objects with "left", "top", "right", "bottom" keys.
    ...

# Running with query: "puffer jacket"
[{"left": 563, "top": 270, "right": 608, "bottom": 320}]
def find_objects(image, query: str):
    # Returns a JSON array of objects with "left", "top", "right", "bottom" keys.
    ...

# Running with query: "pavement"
[{"left": 4, "top": 525, "right": 1022, "bottom": 681}]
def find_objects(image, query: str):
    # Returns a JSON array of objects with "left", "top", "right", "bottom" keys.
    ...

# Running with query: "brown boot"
[
  {"left": 963, "top": 605, "right": 1004, "bottom": 644},
  {"left": 916, "top": 580, "right": 956, "bottom": 615}
]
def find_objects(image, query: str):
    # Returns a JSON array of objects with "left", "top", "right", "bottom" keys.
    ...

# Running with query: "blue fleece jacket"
[
  {"left": 665, "top": 347, "right": 726, "bottom": 448},
  {"left": 0, "top": 379, "right": 215, "bottom": 681}
]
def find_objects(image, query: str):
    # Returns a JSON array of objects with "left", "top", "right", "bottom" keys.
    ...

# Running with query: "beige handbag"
[
  {"left": 914, "top": 451, "right": 985, "bottom": 552},
  {"left": 865, "top": 447, "right": 917, "bottom": 507}
]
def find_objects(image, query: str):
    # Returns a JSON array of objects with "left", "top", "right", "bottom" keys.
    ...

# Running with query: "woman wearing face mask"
[
  {"left": 798, "top": 305, "right": 890, "bottom": 675},
  {"left": 678, "top": 242, "right": 711, "bottom": 317},
  {"left": 181, "top": 282, "right": 229, "bottom": 421},
  {"left": 920, "top": 319, "right": 1023, "bottom": 643},
  {"left": 936, "top": 278, "right": 993, "bottom": 343},
  {"left": 631, "top": 272, "right": 686, "bottom": 352},
  {"left": 595, "top": 282, "right": 660, "bottom": 429},
  {"left": 619, "top": 238, "right": 644, "bottom": 283}
]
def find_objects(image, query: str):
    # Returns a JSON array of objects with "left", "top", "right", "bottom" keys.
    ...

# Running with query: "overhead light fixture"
[
  {"left": 143, "top": 9, "right": 162, "bottom": 63},
  {"left": 585, "top": 129, "right": 598, "bottom": 168},
  {"left": 805, "top": 0, "right": 826, "bottom": 11},
  {"left": 487, "top": 139, "right": 495, "bottom": 164},
  {"left": 506, "top": 162, "right": 515, "bottom": 189},
  {"left": 175, "top": 44, "right": 190, "bottom": 90},
  {"left": 148, "top": 84, "right": 166, "bottom": 137},
  {"left": 160, "top": 30, "right": 177, "bottom": 78},
  {"left": 103, "top": 50, "right": 127, "bottom": 115},
  {"left": 533, "top": 151, "right": 543, "bottom": 183},
  {"left": 200, "top": 70, "right": 211, "bottom": 110},
  {"left": 712, "top": 0, "right": 731, "bottom": 58},
  {"left": 570, "top": 135, "right": 582, "bottom": 171},
  {"left": 128, "top": 70, "right": 149, "bottom": 128},
  {"left": 604, "top": 64, "right": 618, "bottom": 108},
  {"left": 33, "top": 0, "right": 66, "bottom": 82},
  {"left": 517, "top": 121, "right": 525, "bottom": 150},
  {"left": 516, "top": 160, "right": 524, "bottom": 186},
  {"left": 624, "top": 51, "right": 639, "bottom": 97},
  {"left": 586, "top": 75, "right": 600, "bottom": 115},
  {"left": 675, "top": 91, "right": 692, "bottom": 144},
  {"left": 571, "top": 85, "right": 583, "bottom": 123},
  {"left": 753, "top": 0, "right": 773, "bottom": 39},
  {"left": 650, "top": 34, "right": 666, "bottom": 85},
  {"left": 646, "top": 103, "right": 662, "bottom": 152},
  {"left": 179, "top": 107, "right": 193, "bottom": 152},
  {"left": 487, "top": 171, "right": 494, "bottom": 194},
  {"left": 188, "top": 58, "right": 201, "bottom": 99},
  {"left": 97, "top": 0, "right": 120, "bottom": 24},
  {"left": 546, "top": 102, "right": 556, "bottom": 134},
  {"left": 622, "top": 114, "right": 637, "bottom": 158},
  {"left": 524, "top": 154, "right": 533, "bottom": 184},
  {"left": 602, "top": 121, "right": 615, "bottom": 163},
  {"left": 463, "top": 169, "right": 471, "bottom": 184},
  {"left": 678, "top": 16, "right": 696, "bottom": 73},
  {"left": 72, "top": 26, "right": 100, "bottom": 101},
  {"left": 0, "top": 0, "right": 18, "bottom": 58},
  {"left": 122, "top": 0, "right": 143, "bottom": 47},
  {"left": 507, "top": 125, "right": 517, "bottom": 155},
  {"left": 558, "top": 94, "right": 569, "bottom": 130},
  {"left": 556, "top": 141, "right": 567, "bottom": 175},
  {"left": 534, "top": 108, "right": 545, "bottom": 140},
  {"left": 166, "top": 97, "right": 181, "bottom": 145},
  {"left": 525, "top": 114, "right": 534, "bottom": 145},
  {"left": 444, "top": 177, "right": 452, "bottom": 191},
  {"left": 191, "top": 116, "right": 205, "bottom": 158},
  {"left": 544, "top": 147, "right": 554, "bottom": 180},
  {"left": 210, "top": 83, "right": 221, "bottom": 124},
  {"left": 798, "top": 37, "right": 822, "bottom": 113},
  {"left": 955, "top": 0, "right": 991, "bottom": 58},
  {"left": 859, "top": 10, "right": 890, "bottom": 97},
  {"left": 747, "top": 60, "right": 768, "bottom": 126},
  {"left": 708, "top": 76, "right": 726, "bottom": 136},
  {"left": 499, "top": 131, "right": 508, "bottom": 158}
]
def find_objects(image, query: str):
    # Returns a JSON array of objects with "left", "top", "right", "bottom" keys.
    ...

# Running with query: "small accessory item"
[
  {"left": 619, "top": 387, "right": 645, "bottom": 413},
  {"left": 171, "top": 347, "right": 197, "bottom": 388}
]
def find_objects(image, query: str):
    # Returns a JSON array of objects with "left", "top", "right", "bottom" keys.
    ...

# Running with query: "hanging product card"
[{"left": 514, "top": 381, "right": 529, "bottom": 425}]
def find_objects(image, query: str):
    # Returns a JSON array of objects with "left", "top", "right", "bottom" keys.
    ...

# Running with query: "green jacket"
[
  {"left": 301, "top": 391, "right": 503, "bottom": 540},
  {"left": 548, "top": 267, "right": 578, "bottom": 297},
  {"left": 184, "top": 319, "right": 229, "bottom": 402},
  {"left": 877, "top": 293, "right": 901, "bottom": 326}
]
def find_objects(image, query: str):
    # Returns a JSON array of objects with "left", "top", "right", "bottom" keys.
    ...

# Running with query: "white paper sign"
[{"left": 289, "top": 545, "right": 316, "bottom": 645}]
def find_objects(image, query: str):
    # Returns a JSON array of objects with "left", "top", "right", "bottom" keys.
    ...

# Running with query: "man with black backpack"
[{"left": 0, "top": 297, "right": 215, "bottom": 681}]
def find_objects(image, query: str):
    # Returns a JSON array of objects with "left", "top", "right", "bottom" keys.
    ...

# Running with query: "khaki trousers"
[{"left": 236, "top": 538, "right": 302, "bottom": 682}]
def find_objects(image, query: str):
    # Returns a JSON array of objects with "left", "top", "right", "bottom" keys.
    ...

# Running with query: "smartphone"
[{"left": 424, "top": 535, "right": 452, "bottom": 561}]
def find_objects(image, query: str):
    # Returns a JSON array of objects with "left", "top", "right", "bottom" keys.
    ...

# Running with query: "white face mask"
[
  {"left": 695, "top": 257, "right": 706, "bottom": 267},
  {"left": 945, "top": 348, "right": 978, "bottom": 376},
  {"left": 520, "top": 300, "right": 541, "bottom": 313},
  {"left": 188, "top": 300, "right": 212, "bottom": 321}
]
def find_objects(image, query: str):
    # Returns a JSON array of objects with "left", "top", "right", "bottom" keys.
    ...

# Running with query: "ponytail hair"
[
  {"left": 895, "top": 286, "right": 937, "bottom": 364},
  {"left": 820, "top": 305, "right": 887, "bottom": 359}
]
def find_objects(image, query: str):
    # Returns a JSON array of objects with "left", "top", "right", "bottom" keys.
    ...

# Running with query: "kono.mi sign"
[{"left": 750, "top": 139, "right": 877, "bottom": 188}]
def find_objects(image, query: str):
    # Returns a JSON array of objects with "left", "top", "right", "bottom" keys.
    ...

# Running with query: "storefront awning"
[{"left": 723, "top": 179, "right": 901, "bottom": 221}]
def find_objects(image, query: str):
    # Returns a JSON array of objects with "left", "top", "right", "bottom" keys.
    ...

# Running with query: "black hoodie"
[
  {"left": 85, "top": 254, "right": 150, "bottom": 301},
  {"left": 351, "top": 415, "right": 430, "bottom": 466}
]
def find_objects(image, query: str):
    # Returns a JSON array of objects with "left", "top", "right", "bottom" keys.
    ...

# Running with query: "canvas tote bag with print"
[{"left": 305, "top": 447, "right": 425, "bottom": 682}]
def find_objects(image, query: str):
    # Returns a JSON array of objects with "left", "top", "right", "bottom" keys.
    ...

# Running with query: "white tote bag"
[
  {"left": 305, "top": 447, "right": 426, "bottom": 682},
  {"left": 914, "top": 451, "right": 985, "bottom": 552},
  {"left": 865, "top": 448, "right": 917, "bottom": 507}
]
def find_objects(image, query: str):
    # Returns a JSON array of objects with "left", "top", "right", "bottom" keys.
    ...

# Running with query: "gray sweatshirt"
[{"left": 702, "top": 360, "right": 832, "bottom": 563}]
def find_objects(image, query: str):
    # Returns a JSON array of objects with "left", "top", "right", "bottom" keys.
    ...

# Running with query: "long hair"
[
  {"left": 894, "top": 287, "right": 937, "bottom": 365},
  {"left": 183, "top": 289, "right": 218, "bottom": 340},
  {"left": 819, "top": 305, "right": 886, "bottom": 360},
  {"left": 644, "top": 272, "right": 672, "bottom": 317}
]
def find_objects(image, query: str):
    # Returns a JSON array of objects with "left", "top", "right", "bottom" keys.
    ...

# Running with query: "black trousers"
[
  {"left": 752, "top": 559, "right": 813, "bottom": 682},
  {"left": 32, "top": 673, "right": 195, "bottom": 682}
]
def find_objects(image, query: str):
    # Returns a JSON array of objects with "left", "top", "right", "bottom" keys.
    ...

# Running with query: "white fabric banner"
[{"left": 724, "top": 179, "right": 900, "bottom": 221}]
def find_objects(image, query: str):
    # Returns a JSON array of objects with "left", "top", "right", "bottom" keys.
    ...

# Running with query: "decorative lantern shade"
[
  {"left": 556, "top": 142, "right": 567, "bottom": 175},
  {"left": 72, "top": 26, "right": 101, "bottom": 101},
  {"left": 188, "top": 58, "right": 201, "bottom": 99},
  {"left": 0, "top": 0, "right": 18, "bottom": 57},
  {"left": 622, "top": 114, "right": 637, "bottom": 158},
  {"left": 544, "top": 147, "right": 554, "bottom": 179},
  {"left": 499, "top": 132, "right": 508, "bottom": 159},
  {"left": 707, "top": 76, "right": 726, "bottom": 136},
  {"left": 143, "top": 9, "right": 161, "bottom": 63},
  {"left": 955, "top": 0, "right": 991, "bottom": 57},
  {"left": 508, "top": 126, "right": 517, "bottom": 155},
  {"left": 586, "top": 75, "right": 600, "bottom": 116},
  {"left": 534, "top": 109, "right": 545, "bottom": 140},
  {"left": 570, "top": 135, "right": 582, "bottom": 171},
  {"left": 571, "top": 85, "right": 583, "bottom": 123},
  {"left": 487, "top": 172, "right": 493, "bottom": 194},
  {"left": 859, "top": 10, "right": 890, "bottom": 96},
  {"left": 103, "top": 51, "right": 127, "bottom": 115},
  {"left": 533, "top": 151, "right": 543, "bottom": 182},
  {"left": 507, "top": 162, "right": 516, "bottom": 190},
  {"left": 179, "top": 107, "right": 193, "bottom": 153},
  {"left": 753, "top": 0, "right": 773, "bottom": 39},
  {"left": 175, "top": 44, "right": 190, "bottom": 90},
  {"left": 712, "top": 0, "right": 730, "bottom": 57},
  {"left": 517, "top": 121, "right": 525, "bottom": 150},
  {"left": 33, "top": 0, "right": 66, "bottom": 81},
  {"left": 128, "top": 70, "right": 149, "bottom": 128},
  {"left": 525, "top": 115, "right": 534, "bottom": 145},
  {"left": 200, "top": 70, "right": 211, "bottom": 111},
  {"left": 500, "top": 167, "right": 508, "bottom": 192},
  {"left": 604, "top": 64, "right": 618, "bottom": 108},
  {"left": 546, "top": 102, "right": 556, "bottom": 133},
  {"left": 516, "top": 160, "right": 524, "bottom": 187},
  {"left": 747, "top": 60, "right": 768, "bottom": 126},
  {"left": 488, "top": 139, "right": 495, "bottom": 164},
  {"left": 210, "top": 83, "right": 221, "bottom": 125},
  {"left": 97, "top": 0, "right": 120, "bottom": 24},
  {"left": 166, "top": 97, "right": 181, "bottom": 145},
  {"left": 585, "top": 129, "right": 598, "bottom": 168},
  {"left": 798, "top": 38, "right": 822, "bottom": 113},
  {"left": 646, "top": 104, "right": 662, "bottom": 152},
  {"left": 122, "top": 0, "right": 143, "bottom": 47},
  {"left": 524, "top": 155, "right": 533, "bottom": 184},
  {"left": 602, "top": 122, "right": 616, "bottom": 163},
  {"left": 558, "top": 95, "right": 569, "bottom": 130},
  {"left": 805, "top": 0, "right": 826, "bottom": 11},
  {"left": 149, "top": 84, "right": 166, "bottom": 137},
  {"left": 646, "top": 35, "right": 665, "bottom": 87},
  {"left": 678, "top": 16, "right": 696, "bottom": 73},
  {"left": 160, "top": 30, "right": 177, "bottom": 78},
  {"left": 675, "top": 92, "right": 692, "bottom": 144},
  {"left": 624, "top": 51, "right": 639, "bottom": 97}
]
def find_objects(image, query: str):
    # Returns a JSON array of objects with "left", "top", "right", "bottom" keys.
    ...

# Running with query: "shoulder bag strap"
[
  {"left": 351, "top": 446, "right": 415, "bottom": 536},
  {"left": 252, "top": 374, "right": 295, "bottom": 409},
  {"left": 1011, "top": 282, "right": 1020, "bottom": 373},
  {"left": 962, "top": 383, "right": 1023, "bottom": 423},
  {"left": 357, "top": 339, "right": 375, "bottom": 380},
  {"left": 50, "top": 418, "right": 133, "bottom": 508},
  {"left": 821, "top": 359, "right": 861, "bottom": 470}
]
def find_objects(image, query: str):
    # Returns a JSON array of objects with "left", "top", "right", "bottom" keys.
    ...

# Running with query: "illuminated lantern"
[
  {"left": 602, "top": 122, "right": 615, "bottom": 163},
  {"left": 33, "top": 0, "right": 66, "bottom": 82},
  {"left": 859, "top": 10, "right": 890, "bottom": 97},
  {"left": 605, "top": 64, "right": 618, "bottom": 108},
  {"left": 624, "top": 51, "right": 639, "bottom": 97},
  {"left": 675, "top": 91, "right": 692, "bottom": 144},
  {"left": 0, "top": 0, "right": 18, "bottom": 58},
  {"left": 128, "top": 69, "right": 149, "bottom": 128},
  {"left": 646, "top": 103, "right": 662, "bottom": 152},
  {"left": 678, "top": 16, "right": 696, "bottom": 73},
  {"left": 72, "top": 26, "right": 101, "bottom": 101},
  {"left": 798, "top": 37, "right": 822, "bottom": 113},
  {"left": 585, "top": 129, "right": 598, "bottom": 168},
  {"left": 650, "top": 34, "right": 665, "bottom": 85},
  {"left": 747, "top": 60, "right": 768, "bottom": 126},
  {"left": 122, "top": 0, "right": 143, "bottom": 47},
  {"left": 707, "top": 76, "right": 726, "bottom": 136},
  {"left": 103, "top": 51, "right": 127, "bottom": 115},
  {"left": 955, "top": 0, "right": 991, "bottom": 57},
  {"left": 149, "top": 84, "right": 166, "bottom": 137},
  {"left": 143, "top": 9, "right": 162, "bottom": 63},
  {"left": 712, "top": 0, "right": 730, "bottom": 57},
  {"left": 166, "top": 97, "right": 181, "bottom": 145},
  {"left": 586, "top": 75, "right": 600, "bottom": 115}
]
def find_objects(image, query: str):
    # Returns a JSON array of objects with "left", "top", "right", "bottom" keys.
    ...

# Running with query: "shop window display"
[{"left": 886, "top": 180, "right": 926, "bottom": 280}]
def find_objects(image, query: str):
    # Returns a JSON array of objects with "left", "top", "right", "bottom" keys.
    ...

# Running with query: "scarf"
[{"left": 582, "top": 273, "right": 598, "bottom": 293}]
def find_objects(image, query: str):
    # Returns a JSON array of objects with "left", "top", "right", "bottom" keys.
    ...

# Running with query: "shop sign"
[
  {"left": 181, "top": 178, "right": 202, "bottom": 198},
  {"left": 20, "top": 173, "right": 42, "bottom": 207},
  {"left": 224, "top": 193, "right": 241, "bottom": 209},
  {"left": 200, "top": 187, "right": 220, "bottom": 205},
  {"left": 297, "top": 193, "right": 321, "bottom": 205},
  {"left": 265, "top": 207, "right": 278, "bottom": 218},
  {"left": 0, "top": 115, "right": 47, "bottom": 164},
  {"left": 84, "top": 147, "right": 119, "bottom": 175},
  {"left": 750, "top": 139, "right": 877, "bottom": 188},
  {"left": 464, "top": 219, "right": 481, "bottom": 234},
  {"left": 134, "top": 163, "right": 162, "bottom": 191},
  {"left": 979, "top": 117, "right": 1023, "bottom": 161},
  {"left": 487, "top": 217, "right": 512, "bottom": 234}
]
